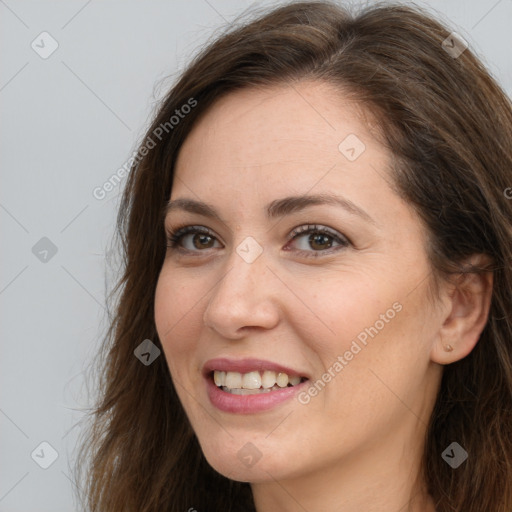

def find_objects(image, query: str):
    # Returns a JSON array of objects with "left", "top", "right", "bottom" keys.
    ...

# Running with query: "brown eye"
[
  {"left": 287, "top": 224, "right": 350, "bottom": 258},
  {"left": 166, "top": 226, "right": 221, "bottom": 252},
  {"left": 192, "top": 233, "right": 215, "bottom": 249},
  {"left": 308, "top": 233, "right": 333, "bottom": 250},
  {"left": 166, "top": 223, "right": 350, "bottom": 258}
]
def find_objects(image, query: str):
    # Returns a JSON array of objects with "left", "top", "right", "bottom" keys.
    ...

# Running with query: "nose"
[{"left": 202, "top": 246, "right": 281, "bottom": 339}]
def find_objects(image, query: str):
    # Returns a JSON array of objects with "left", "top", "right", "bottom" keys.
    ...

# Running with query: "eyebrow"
[{"left": 164, "top": 193, "right": 376, "bottom": 226}]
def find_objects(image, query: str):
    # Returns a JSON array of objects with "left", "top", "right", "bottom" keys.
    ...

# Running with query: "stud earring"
[{"left": 444, "top": 344, "right": 454, "bottom": 352}]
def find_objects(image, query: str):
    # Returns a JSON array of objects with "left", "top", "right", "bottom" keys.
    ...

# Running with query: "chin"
[{"left": 198, "top": 434, "right": 293, "bottom": 483}]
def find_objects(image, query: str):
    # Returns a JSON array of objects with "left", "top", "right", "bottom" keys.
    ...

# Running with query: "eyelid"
[
  {"left": 287, "top": 224, "right": 351, "bottom": 246},
  {"left": 165, "top": 224, "right": 221, "bottom": 250},
  {"left": 165, "top": 222, "right": 350, "bottom": 258}
]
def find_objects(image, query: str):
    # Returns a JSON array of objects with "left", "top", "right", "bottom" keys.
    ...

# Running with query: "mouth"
[
  {"left": 203, "top": 358, "right": 310, "bottom": 413},
  {"left": 210, "top": 369, "right": 308, "bottom": 395}
]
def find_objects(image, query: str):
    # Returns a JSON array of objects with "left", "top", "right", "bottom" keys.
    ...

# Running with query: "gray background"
[{"left": 1, "top": 0, "right": 511, "bottom": 510}]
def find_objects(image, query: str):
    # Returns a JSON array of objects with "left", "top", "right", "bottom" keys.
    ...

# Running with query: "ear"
[{"left": 430, "top": 254, "right": 493, "bottom": 365}]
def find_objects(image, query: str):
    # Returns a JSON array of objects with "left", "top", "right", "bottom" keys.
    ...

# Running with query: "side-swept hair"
[{"left": 74, "top": 2, "right": 512, "bottom": 510}]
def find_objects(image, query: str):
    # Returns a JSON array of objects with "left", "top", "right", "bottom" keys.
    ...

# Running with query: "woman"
[{"left": 74, "top": 1, "right": 512, "bottom": 511}]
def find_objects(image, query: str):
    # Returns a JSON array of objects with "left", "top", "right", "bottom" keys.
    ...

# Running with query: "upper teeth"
[{"left": 213, "top": 370, "right": 302, "bottom": 389}]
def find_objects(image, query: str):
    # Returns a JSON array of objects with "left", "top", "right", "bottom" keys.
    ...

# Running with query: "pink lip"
[
  {"left": 205, "top": 375, "right": 308, "bottom": 414},
  {"left": 203, "top": 357, "right": 310, "bottom": 414}
]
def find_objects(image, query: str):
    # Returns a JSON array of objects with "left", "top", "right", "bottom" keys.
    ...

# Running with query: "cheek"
[
  {"left": 154, "top": 268, "right": 203, "bottom": 375},
  {"left": 154, "top": 264, "right": 202, "bottom": 333},
  {"left": 299, "top": 270, "right": 397, "bottom": 356},
  {"left": 300, "top": 271, "right": 430, "bottom": 405}
]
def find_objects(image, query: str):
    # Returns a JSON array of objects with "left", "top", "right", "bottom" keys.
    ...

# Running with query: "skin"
[{"left": 154, "top": 81, "right": 493, "bottom": 512}]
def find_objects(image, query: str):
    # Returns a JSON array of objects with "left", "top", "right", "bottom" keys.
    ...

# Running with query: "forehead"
[
  {"left": 174, "top": 81, "right": 387, "bottom": 188},
  {"left": 170, "top": 82, "right": 428, "bottom": 256},
  {"left": 185, "top": 83, "right": 374, "bottom": 151},
  {"left": 171, "top": 81, "right": 423, "bottom": 235}
]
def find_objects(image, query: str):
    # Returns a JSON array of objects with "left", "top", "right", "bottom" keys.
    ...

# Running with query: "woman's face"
[{"left": 154, "top": 81, "right": 445, "bottom": 485}]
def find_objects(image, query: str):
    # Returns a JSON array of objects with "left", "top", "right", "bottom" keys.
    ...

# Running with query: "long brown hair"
[{"left": 73, "top": 1, "right": 512, "bottom": 510}]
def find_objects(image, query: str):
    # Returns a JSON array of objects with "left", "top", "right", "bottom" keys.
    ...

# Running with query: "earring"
[{"left": 444, "top": 344, "right": 454, "bottom": 352}]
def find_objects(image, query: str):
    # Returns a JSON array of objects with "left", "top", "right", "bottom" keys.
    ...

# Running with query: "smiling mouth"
[{"left": 211, "top": 370, "right": 308, "bottom": 395}]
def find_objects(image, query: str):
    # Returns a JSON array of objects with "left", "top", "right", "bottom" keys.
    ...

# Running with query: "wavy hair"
[{"left": 74, "top": 1, "right": 512, "bottom": 510}]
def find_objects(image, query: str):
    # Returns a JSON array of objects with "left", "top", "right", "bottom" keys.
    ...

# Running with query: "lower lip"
[{"left": 205, "top": 374, "right": 308, "bottom": 414}]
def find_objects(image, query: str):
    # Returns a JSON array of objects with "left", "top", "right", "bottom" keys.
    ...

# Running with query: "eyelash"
[{"left": 164, "top": 224, "right": 350, "bottom": 259}]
